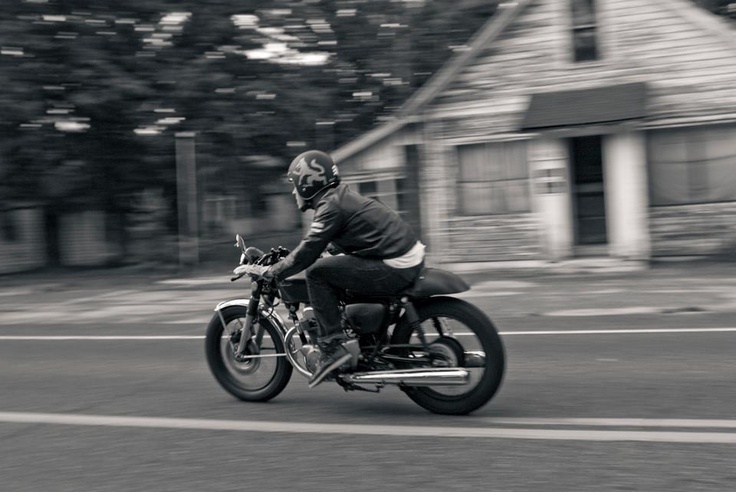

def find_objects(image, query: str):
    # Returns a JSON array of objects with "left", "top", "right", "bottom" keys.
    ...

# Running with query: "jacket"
[{"left": 269, "top": 183, "right": 419, "bottom": 280}]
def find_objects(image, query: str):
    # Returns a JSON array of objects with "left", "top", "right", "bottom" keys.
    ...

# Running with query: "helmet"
[{"left": 287, "top": 150, "right": 339, "bottom": 200}]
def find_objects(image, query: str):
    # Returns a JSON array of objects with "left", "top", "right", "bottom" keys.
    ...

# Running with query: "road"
[{"left": 2, "top": 265, "right": 736, "bottom": 491}]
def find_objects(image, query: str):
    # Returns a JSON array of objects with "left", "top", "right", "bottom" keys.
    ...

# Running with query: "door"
[{"left": 569, "top": 135, "right": 607, "bottom": 248}]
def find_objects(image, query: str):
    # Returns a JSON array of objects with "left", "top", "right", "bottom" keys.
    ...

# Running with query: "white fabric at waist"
[{"left": 383, "top": 241, "right": 425, "bottom": 269}]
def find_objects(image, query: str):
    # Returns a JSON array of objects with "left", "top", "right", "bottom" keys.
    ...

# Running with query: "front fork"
[{"left": 215, "top": 282, "right": 265, "bottom": 357}]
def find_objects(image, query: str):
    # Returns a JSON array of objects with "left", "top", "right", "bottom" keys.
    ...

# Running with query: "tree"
[{"left": 0, "top": 0, "right": 507, "bottom": 261}]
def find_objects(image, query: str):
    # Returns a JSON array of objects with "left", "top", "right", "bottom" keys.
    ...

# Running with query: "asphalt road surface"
[{"left": 2, "top": 266, "right": 736, "bottom": 491}]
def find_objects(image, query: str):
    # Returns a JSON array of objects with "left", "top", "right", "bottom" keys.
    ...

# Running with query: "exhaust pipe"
[{"left": 342, "top": 368, "right": 470, "bottom": 387}]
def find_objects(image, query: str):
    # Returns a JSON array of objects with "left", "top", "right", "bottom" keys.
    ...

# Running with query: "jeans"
[{"left": 305, "top": 255, "right": 423, "bottom": 338}]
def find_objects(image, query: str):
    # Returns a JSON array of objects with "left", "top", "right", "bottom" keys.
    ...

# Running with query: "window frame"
[
  {"left": 455, "top": 140, "right": 531, "bottom": 216},
  {"left": 570, "top": 0, "right": 600, "bottom": 63},
  {"left": 647, "top": 125, "right": 736, "bottom": 207}
]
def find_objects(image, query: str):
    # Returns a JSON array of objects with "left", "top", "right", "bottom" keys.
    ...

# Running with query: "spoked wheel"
[
  {"left": 205, "top": 306, "right": 292, "bottom": 401},
  {"left": 391, "top": 297, "right": 505, "bottom": 415}
]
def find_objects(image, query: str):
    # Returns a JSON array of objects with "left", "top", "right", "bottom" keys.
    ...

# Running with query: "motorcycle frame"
[{"left": 214, "top": 276, "right": 431, "bottom": 379}]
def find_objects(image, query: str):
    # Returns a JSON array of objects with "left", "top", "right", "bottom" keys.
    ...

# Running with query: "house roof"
[
  {"left": 521, "top": 82, "right": 649, "bottom": 130},
  {"left": 332, "top": 0, "right": 532, "bottom": 162},
  {"left": 332, "top": 0, "right": 736, "bottom": 162},
  {"left": 657, "top": 0, "right": 736, "bottom": 51}
]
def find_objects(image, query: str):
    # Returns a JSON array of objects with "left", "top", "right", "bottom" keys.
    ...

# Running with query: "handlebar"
[{"left": 230, "top": 242, "right": 291, "bottom": 283}]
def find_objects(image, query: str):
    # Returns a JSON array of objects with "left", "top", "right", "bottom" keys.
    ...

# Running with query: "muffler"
[{"left": 341, "top": 368, "right": 470, "bottom": 387}]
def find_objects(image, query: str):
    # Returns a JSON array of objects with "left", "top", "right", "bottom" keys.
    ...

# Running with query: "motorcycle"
[{"left": 204, "top": 235, "right": 506, "bottom": 415}]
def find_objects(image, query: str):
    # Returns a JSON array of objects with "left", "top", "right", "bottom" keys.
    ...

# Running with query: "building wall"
[
  {"left": 443, "top": 214, "right": 541, "bottom": 263},
  {"left": 58, "top": 211, "right": 114, "bottom": 267},
  {"left": 0, "top": 207, "right": 46, "bottom": 275},
  {"left": 420, "top": 0, "right": 736, "bottom": 263},
  {"left": 335, "top": 0, "right": 736, "bottom": 264},
  {"left": 337, "top": 125, "right": 421, "bottom": 174},
  {"left": 432, "top": 0, "right": 736, "bottom": 129},
  {"left": 650, "top": 202, "right": 736, "bottom": 258}
]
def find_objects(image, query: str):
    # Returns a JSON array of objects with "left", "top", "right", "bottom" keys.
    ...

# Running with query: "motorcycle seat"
[{"left": 400, "top": 268, "right": 470, "bottom": 299}]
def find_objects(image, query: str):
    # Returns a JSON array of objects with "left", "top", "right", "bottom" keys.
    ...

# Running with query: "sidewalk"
[
  {"left": 0, "top": 262, "right": 736, "bottom": 326},
  {"left": 0, "top": 259, "right": 736, "bottom": 292},
  {"left": 2, "top": 256, "right": 735, "bottom": 290}
]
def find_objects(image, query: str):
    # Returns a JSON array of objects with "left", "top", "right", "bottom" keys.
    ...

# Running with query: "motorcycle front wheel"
[
  {"left": 205, "top": 305, "right": 292, "bottom": 402},
  {"left": 391, "top": 297, "right": 505, "bottom": 415}
]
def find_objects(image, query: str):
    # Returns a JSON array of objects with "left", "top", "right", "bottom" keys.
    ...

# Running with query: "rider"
[{"left": 241, "top": 150, "right": 425, "bottom": 387}]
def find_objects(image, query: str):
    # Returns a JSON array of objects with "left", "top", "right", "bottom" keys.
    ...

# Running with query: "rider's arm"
[{"left": 267, "top": 201, "right": 344, "bottom": 280}]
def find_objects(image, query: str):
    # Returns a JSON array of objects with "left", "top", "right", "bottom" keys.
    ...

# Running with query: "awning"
[{"left": 521, "top": 82, "right": 648, "bottom": 130}]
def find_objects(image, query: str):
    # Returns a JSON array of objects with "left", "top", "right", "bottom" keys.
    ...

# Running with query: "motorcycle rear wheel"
[
  {"left": 205, "top": 305, "right": 292, "bottom": 402},
  {"left": 391, "top": 297, "right": 505, "bottom": 415}
]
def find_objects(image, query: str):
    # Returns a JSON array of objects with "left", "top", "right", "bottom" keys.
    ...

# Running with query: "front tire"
[
  {"left": 205, "top": 306, "right": 292, "bottom": 402},
  {"left": 391, "top": 297, "right": 505, "bottom": 415}
]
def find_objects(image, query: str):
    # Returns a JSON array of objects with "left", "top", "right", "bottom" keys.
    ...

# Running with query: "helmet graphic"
[{"left": 287, "top": 150, "right": 339, "bottom": 200}]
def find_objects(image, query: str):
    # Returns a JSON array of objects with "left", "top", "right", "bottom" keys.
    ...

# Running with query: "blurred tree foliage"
[
  {"left": 0, "top": 0, "right": 733, "bottom": 217},
  {"left": 0, "top": 0, "right": 497, "bottom": 217},
  {"left": 693, "top": 0, "right": 736, "bottom": 17}
]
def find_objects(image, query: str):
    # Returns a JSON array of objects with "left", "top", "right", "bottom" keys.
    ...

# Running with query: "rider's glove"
[{"left": 233, "top": 264, "right": 272, "bottom": 280}]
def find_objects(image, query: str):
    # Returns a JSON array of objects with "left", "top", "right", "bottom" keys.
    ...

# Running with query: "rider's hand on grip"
[{"left": 233, "top": 264, "right": 271, "bottom": 281}]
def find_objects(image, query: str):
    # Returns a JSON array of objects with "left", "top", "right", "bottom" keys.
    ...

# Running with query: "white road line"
[
  {"left": 481, "top": 418, "right": 736, "bottom": 428},
  {"left": 1, "top": 412, "right": 736, "bottom": 443},
  {"left": 500, "top": 327, "right": 736, "bottom": 335},
  {"left": 0, "top": 335, "right": 205, "bottom": 340},
  {"left": 546, "top": 307, "right": 663, "bottom": 316},
  {"left": 1, "top": 327, "right": 736, "bottom": 341}
]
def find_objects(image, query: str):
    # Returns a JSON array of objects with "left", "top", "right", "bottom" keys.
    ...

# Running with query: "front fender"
[
  {"left": 214, "top": 299, "right": 251, "bottom": 311},
  {"left": 213, "top": 299, "right": 289, "bottom": 338}
]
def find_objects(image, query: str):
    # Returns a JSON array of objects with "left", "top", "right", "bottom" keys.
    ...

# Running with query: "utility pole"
[{"left": 175, "top": 132, "right": 199, "bottom": 266}]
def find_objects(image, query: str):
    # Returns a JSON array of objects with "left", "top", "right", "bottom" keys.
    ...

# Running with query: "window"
[
  {"left": 648, "top": 126, "right": 736, "bottom": 206},
  {"left": 456, "top": 141, "right": 530, "bottom": 215},
  {"left": 571, "top": 0, "right": 599, "bottom": 62}
]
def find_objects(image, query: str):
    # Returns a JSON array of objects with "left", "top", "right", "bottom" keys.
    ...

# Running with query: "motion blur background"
[{"left": 1, "top": 0, "right": 735, "bottom": 275}]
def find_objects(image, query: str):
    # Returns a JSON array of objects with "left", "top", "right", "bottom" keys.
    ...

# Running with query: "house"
[{"left": 332, "top": 0, "right": 736, "bottom": 267}]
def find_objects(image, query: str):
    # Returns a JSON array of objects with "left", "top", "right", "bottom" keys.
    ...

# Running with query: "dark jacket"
[{"left": 269, "top": 183, "right": 418, "bottom": 280}]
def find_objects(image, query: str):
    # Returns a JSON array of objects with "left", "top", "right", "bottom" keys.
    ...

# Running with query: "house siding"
[
  {"left": 444, "top": 214, "right": 541, "bottom": 263},
  {"left": 421, "top": 0, "right": 736, "bottom": 263},
  {"left": 336, "top": 126, "right": 421, "bottom": 174},
  {"left": 335, "top": 0, "right": 736, "bottom": 265},
  {"left": 431, "top": 0, "right": 736, "bottom": 125},
  {"left": 650, "top": 203, "right": 736, "bottom": 258}
]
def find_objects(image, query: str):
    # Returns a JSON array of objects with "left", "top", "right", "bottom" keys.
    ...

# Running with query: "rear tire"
[
  {"left": 391, "top": 297, "right": 505, "bottom": 415},
  {"left": 205, "top": 306, "right": 292, "bottom": 402}
]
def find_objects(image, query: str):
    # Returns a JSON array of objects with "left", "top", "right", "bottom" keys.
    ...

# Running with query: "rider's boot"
[{"left": 308, "top": 332, "right": 352, "bottom": 388}]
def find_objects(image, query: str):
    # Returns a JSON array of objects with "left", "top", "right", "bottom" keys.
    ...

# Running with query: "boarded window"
[
  {"left": 571, "top": 0, "right": 599, "bottom": 62},
  {"left": 457, "top": 141, "right": 530, "bottom": 215},
  {"left": 648, "top": 126, "right": 736, "bottom": 205}
]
